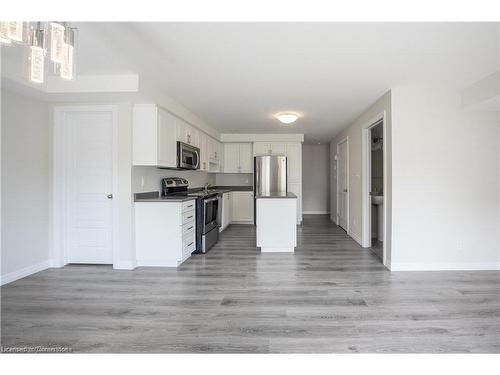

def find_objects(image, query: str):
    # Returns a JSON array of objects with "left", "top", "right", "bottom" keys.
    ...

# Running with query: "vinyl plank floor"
[{"left": 2, "top": 215, "right": 499, "bottom": 353}]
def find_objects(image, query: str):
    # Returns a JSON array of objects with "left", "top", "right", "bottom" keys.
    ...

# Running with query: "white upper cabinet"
[
  {"left": 133, "top": 104, "right": 177, "bottom": 168},
  {"left": 286, "top": 143, "right": 302, "bottom": 182},
  {"left": 157, "top": 108, "right": 178, "bottom": 168},
  {"left": 223, "top": 143, "right": 240, "bottom": 173},
  {"left": 223, "top": 143, "right": 253, "bottom": 173},
  {"left": 199, "top": 132, "right": 209, "bottom": 171},
  {"left": 239, "top": 143, "right": 253, "bottom": 172},
  {"left": 177, "top": 119, "right": 199, "bottom": 147},
  {"left": 253, "top": 142, "right": 270, "bottom": 155},
  {"left": 253, "top": 142, "right": 286, "bottom": 155}
]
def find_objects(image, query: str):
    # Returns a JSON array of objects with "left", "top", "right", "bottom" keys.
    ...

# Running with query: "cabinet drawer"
[
  {"left": 182, "top": 210, "right": 196, "bottom": 225},
  {"left": 182, "top": 199, "right": 196, "bottom": 212},
  {"left": 182, "top": 221, "right": 196, "bottom": 236},
  {"left": 183, "top": 232, "right": 196, "bottom": 254}
]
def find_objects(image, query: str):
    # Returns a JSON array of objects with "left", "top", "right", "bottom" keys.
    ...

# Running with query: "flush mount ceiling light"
[{"left": 274, "top": 112, "right": 300, "bottom": 124}]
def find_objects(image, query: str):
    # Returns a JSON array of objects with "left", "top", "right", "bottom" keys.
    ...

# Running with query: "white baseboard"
[
  {"left": 113, "top": 260, "right": 137, "bottom": 270},
  {"left": 302, "top": 211, "right": 330, "bottom": 215},
  {"left": 390, "top": 262, "right": 500, "bottom": 271},
  {"left": 1, "top": 260, "right": 51, "bottom": 286},
  {"left": 260, "top": 247, "right": 295, "bottom": 252}
]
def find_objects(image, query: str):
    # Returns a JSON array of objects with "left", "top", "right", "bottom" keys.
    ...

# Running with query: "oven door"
[
  {"left": 203, "top": 196, "right": 219, "bottom": 234},
  {"left": 177, "top": 142, "right": 200, "bottom": 170}
]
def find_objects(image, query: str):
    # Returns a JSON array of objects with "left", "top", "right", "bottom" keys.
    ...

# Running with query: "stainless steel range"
[{"left": 162, "top": 177, "right": 219, "bottom": 253}]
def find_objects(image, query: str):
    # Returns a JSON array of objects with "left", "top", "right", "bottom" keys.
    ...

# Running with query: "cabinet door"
[
  {"left": 287, "top": 182, "right": 302, "bottom": 224},
  {"left": 199, "top": 133, "right": 208, "bottom": 171},
  {"left": 157, "top": 108, "right": 177, "bottom": 168},
  {"left": 270, "top": 143, "right": 286, "bottom": 155},
  {"left": 238, "top": 143, "right": 253, "bottom": 173},
  {"left": 221, "top": 192, "right": 232, "bottom": 229},
  {"left": 253, "top": 142, "right": 270, "bottom": 155},
  {"left": 176, "top": 119, "right": 187, "bottom": 143},
  {"left": 217, "top": 141, "right": 224, "bottom": 171},
  {"left": 286, "top": 143, "right": 302, "bottom": 182},
  {"left": 224, "top": 143, "right": 240, "bottom": 173},
  {"left": 190, "top": 127, "right": 200, "bottom": 148},
  {"left": 232, "top": 191, "right": 254, "bottom": 222}
]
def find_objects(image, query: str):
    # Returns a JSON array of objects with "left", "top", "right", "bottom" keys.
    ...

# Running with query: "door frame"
[
  {"left": 361, "top": 111, "right": 387, "bottom": 266},
  {"left": 52, "top": 105, "right": 119, "bottom": 267},
  {"left": 336, "top": 136, "right": 349, "bottom": 234}
]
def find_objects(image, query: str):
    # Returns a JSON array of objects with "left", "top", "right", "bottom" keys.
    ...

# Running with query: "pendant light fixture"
[
  {"left": 60, "top": 27, "right": 75, "bottom": 80},
  {"left": 29, "top": 23, "right": 46, "bottom": 84},
  {"left": 0, "top": 21, "right": 77, "bottom": 85},
  {"left": 0, "top": 22, "right": 12, "bottom": 44}
]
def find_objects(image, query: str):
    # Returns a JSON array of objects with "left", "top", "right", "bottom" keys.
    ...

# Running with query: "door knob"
[{"left": 107, "top": 194, "right": 113, "bottom": 199}]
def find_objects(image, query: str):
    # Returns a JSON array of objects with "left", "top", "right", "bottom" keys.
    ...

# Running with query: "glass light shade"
[
  {"left": 29, "top": 46, "right": 45, "bottom": 83},
  {"left": 275, "top": 113, "right": 300, "bottom": 124},
  {"left": 49, "top": 22, "right": 65, "bottom": 63},
  {"left": 7, "top": 21, "right": 24, "bottom": 42},
  {"left": 0, "top": 22, "right": 11, "bottom": 44},
  {"left": 59, "top": 27, "right": 75, "bottom": 80},
  {"left": 60, "top": 43, "right": 74, "bottom": 80}
]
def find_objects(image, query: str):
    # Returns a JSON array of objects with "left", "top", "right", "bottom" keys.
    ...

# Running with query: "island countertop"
[{"left": 255, "top": 192, "right": 297, "bottom": 199}]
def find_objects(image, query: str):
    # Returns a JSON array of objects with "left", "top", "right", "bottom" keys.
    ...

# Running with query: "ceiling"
[{"left": 4, "top": 22, "right": 500, "bottom": 143}]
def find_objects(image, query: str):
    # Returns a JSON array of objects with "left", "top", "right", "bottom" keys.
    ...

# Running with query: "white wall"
[
  {"left": 330, "top": 91, "right": 392, "bottom": 264},
  {"left": 390, "top": 86, "right": 500, "bottom": 270},
  {"left": 214, "top": 173, "right": 253, "bottom": 187},
  {"left": 131, "top": 166, "right": 212, "bottom": 193},
  {"left": 302, "top": 145, "right": 330, "bottom": 214},
  {"left": 1, "top": 89, "right": 51, "bottom": 284}
]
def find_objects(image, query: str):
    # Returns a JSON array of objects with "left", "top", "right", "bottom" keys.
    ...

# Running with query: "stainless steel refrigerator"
[{"left": 254, "top": 155, "right": 287, "bottom": 222}]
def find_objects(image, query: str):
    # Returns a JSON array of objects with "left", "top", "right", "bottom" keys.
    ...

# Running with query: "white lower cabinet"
[
  {"left": 135, "top": 198, "right": 196, "bottom": 266},
  {"left": 220, "top": 192, "right": 233, "bottom": 231},
  {"left": 232, "top": 191, "right": 254, "bottom": 223}
]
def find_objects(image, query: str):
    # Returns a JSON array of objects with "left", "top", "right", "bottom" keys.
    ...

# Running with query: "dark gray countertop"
[
  {"left": 256, "top": 192, "right": 297, "bottom": 199},
  {"left": 213, "top": 185, "right": 253, "bottom": 192},
  {"left": 134, "top": 191, "right": 196, "bottom": 203},
  {"left": 134, "top": 186, "right": 254, "bottom": 202}
]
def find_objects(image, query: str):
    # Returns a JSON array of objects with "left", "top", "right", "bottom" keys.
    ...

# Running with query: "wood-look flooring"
[{"left": 2, "top": 215, "right": 500, "bottom": 353}]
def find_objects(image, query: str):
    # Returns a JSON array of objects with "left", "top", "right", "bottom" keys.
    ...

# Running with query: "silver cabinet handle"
[
  {"left": 187, "top": 215, "right": 194, "bottom": 219},
  {"left": 187, "top": 226, "right": 193, "bottom": 230},
  {"left": 187, "top": 242, "right": 194, "bottom": 247},
  {"left": 107, "top": 194, "right": 113, "bottom": 199}
]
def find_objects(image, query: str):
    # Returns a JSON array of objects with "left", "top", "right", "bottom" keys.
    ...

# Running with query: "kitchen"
[{"left": 132, "top": 103, "right": 303, "bottom": 266}]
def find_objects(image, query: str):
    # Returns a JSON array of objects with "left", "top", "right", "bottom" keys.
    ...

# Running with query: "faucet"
[{"left": 204, "top": 182, "right": 211, "bottom": 193}]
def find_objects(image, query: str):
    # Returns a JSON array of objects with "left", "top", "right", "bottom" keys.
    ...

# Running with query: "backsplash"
[
  {"left": 132, "top": 166, "right": 215, "bottom": 193},
  {"left": 214, "top": 173, "right": 253, "bottom": 186}
]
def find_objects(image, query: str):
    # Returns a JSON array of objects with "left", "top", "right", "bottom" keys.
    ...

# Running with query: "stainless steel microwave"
[{"left": 177, "top": 141, "right": 200, "bottom": 170}]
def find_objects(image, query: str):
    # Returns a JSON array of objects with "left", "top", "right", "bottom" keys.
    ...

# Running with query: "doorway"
[
  {"left": 336, "top": 137, "right": 349, "bottom": 232},
  {"left": 362, "top": 116, "right": 386, "bottom": 265},
  {"left": 53, "top": 106, "right": 118, "bottom": 265}
]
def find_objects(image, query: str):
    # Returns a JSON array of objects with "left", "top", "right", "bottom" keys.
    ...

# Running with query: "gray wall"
[
  {"left": 1, "top": 89, "right": 50, "bottom": 279},
  {"left": 302, "top": 144, "right": 330, "bottom": 214}
]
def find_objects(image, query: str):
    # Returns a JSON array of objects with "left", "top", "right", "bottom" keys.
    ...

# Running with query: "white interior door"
[
  {"left": 337, "top": 140, "right": 348, "bottom": 231},
  {"left": 65, "top": 110, "right": 115, "bottom": 264}
]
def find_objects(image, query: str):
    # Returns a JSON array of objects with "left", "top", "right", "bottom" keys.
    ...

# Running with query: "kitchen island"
[{"left": 255, "top": 192, "right": 297, "bottom": 252}]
